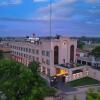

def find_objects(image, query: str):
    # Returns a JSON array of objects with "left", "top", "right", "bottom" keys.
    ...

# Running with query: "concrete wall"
[{"left": 88, "top": 67, "right": 100, "bottom": 81}]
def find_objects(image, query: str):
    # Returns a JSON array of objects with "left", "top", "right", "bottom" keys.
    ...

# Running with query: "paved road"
[
  {"left": 55, "top": 82, "right": 77, "bottom": 92},
  {"left": 54, "top": 82, "right": 100, "bottom": 100}
]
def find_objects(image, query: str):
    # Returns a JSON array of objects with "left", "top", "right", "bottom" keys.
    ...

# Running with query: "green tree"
[
  {"left": 86, "top": 95, "right": 94, "bottom": 100},
  {"left": 0, "top": 50, "right": 4, "bottom": 60},
  {"left": 73, "top": 95, "right": 77, "bottom": 100},
  {"left": 28, "top": 61, "right": 40, "bottom": 74},
  {"left": 91, "top": 46, "right": 100, "bottom": 57},
  {"left": 86, "top": 88, "right": 100, "bottom": 100},
  {"left": 0, "top": 60, "right": 56, "bottom": 100},
  {"left": 77, "top": 40, "right": 85, "bottom": 49}
]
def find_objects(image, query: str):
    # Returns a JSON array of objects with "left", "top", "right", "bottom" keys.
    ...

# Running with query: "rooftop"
[
  {"left": 2, "top": 35, "right": 77, "bottom": 43},
  {"left": 76, "top": 48, "right": 90, "bottom": 53},
  {"left": 57, "top": 63, "right": 84, "bottom": 69}
]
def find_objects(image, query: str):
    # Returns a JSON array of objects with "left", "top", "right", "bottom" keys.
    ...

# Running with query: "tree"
[
  {"left": 0, "top": 37, "right": 2, "bottom": 42},
  {"left": 77, "top": 40, "right": 85, "bottom": 49},
  {"left": 73, "top": 95, "right": 77, "bottom": 100},
  {"left": 28, "top": 61, "right": 40, "bottom": 74},
  {"left": 0, "top": 60, "right": 56, "bottom": 100},
  {"left": 91, "top": 46, "right": 100, "bottom": 57},
  {"left": 0, "top": 50, "right": 4, "bottom": 60},
  {"left": 86, "top": 88, "right": 100, "bottom": 100}
]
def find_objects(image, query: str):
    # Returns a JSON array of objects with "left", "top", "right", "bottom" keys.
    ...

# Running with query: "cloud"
[
  {"left": 30, "top": 0, "right": 100, "bottom": 24},
  {"left": 38, "top": 0, "right": 76, "bottom": 13},
  {"left": 0, "top": 0, "right": 22, "bottom": 6},
  {"left": 34, "top": 0, "right": 76, "bottom": 20}
]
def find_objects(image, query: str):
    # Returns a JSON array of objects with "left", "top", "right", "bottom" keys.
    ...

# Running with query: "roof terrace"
[{"left": 56, "top": 63, "right": 84, "bottom": 69}]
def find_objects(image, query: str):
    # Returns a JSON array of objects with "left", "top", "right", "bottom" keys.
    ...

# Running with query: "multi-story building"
[{"left": 3, "top": 36, "right": 90, "bottom": 82}]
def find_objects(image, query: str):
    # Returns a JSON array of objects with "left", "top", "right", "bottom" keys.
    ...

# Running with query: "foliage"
[
  {"left": 73, "top": 95, "right": 77, "bottom": 100},
  {"left": 86, "top": 88, "right": 100, "bottom": 100},
  {"left": 97, "top": 88, "right": 100, "bottom": 92},
  {"left": 88, "top": 88, "right": 94, "bottom": 93},
  {"left": 91, "top": 46, "right": 100, "bottom": 57},
  {"left": 72, "top": 36, "right": 100, "bottom": 43},
  {"left": 0, "top": 50, "right": 4, "bottom": 60},
  {"left": 77, "top": 40, "right": 85, "bottom": 49},
  {"left": 28, "top": 61, "right": 40, "bottom": 74},
  {"left": 0, "top": 60, "right": 56, "bottom": 100}
]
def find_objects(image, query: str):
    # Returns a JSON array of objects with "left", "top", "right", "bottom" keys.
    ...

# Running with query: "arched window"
[
  {"left": 54, "top": 46, "right": 59, "bottom": 64},
  {"left": 70, "top": 45, "right": 74, "bottom": 63}
]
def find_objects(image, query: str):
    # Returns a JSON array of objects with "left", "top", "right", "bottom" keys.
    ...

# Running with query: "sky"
[{"left": 0, "top": 0, "right": 100, "bottom": 37}]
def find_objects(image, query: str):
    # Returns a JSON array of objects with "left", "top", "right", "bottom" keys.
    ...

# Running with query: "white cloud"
[
  {"left": 35, "top": 0, "right": 76, "bottom": 20},
  {"left": 31, "top": 0, "right": 100, "bottom": 21},
  {"left": 0, "top": 0, "right": 22, "bottom": 6},
  {"left": 38, "top": 0, "right": 76, "bottom": 13}
]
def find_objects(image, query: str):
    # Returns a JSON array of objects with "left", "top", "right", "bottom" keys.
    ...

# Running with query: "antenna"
[{"left": 50, "top": 0, "right": 52, "bottom": 38}]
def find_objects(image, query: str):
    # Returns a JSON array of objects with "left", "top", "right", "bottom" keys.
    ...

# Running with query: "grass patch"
[{"left": 67, "top": 77, "right": 100, "bottom": 87}]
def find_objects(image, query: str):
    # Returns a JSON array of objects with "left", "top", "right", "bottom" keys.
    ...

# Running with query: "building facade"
[
  {"left": 3, "top": 36, "right": 91, "bottom": 82},
  {"left": 76, "top": 49, "right": 100, "bottom": 69}
]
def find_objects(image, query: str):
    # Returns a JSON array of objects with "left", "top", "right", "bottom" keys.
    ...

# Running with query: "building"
[
  {"left": 0, "top": 42, "right": 11, "bottom": 59},
  {"left": 2, "top": 36, "right": 91, "bottom": 82},
  {"left": 76, "top": 49, "right": 100, "bottom": 69}
]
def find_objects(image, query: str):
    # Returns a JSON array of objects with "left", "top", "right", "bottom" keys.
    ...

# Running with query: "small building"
[
  {"left": 76, "top": 49, "right": 100, "bottom": 69},
  {"left": 0, "top": 42, "right": 11, "bottom": 60}
]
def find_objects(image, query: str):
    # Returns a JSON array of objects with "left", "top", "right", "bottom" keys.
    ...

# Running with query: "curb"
[{"left": 73, "top": 84, "right": 100, "bottom": 88}]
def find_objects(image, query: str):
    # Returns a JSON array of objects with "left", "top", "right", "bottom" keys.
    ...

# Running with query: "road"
[{"left": 55, "top": 83, "right": 100, "bottom": 100}]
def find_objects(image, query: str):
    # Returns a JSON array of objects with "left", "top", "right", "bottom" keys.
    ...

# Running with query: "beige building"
[
  {"left": 0, "top": 42, "right": 11, "bottom": 60},
  {"left": 4, "top": 36, "right": 91, "bottom": 82}
]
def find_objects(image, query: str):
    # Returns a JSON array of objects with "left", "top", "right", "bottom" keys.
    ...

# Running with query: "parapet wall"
[{"left": 88, "top": 67, "right": 100, "bottom": 81}]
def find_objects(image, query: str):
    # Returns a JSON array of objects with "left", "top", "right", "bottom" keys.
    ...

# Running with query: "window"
[
  {"left": 70, "top": 45, "right": 74, "bottom": 63},
  {"left": 47, "top": 68, "right": 50, "bottom": 76},
  {"left": 23, "top": 48, "right": 25, "bottom": 52},
  {"left": 46, "top": 59, "right": 50, "bottom": 65},
  {"left": 42, "top": 58, "right": 45, "bottom": 64},
  {"left": 32, "top": 49, "right": 35, "bottom": 54},
  {"left": 29, "top": 48, "right": 31, "bottom": 53},
  {"left": 36, "top": 50, "right": 39, "bottom": 55},
  {"left": 54, "top": 46, "right": 59, "bottom": 64},
  {"left": 42, "top": 67, "right": 46, "bottom": 74},
  {"left": 36, "top": 57, "right": 39, "bottom": 62},
  {"left": 33, "top": 56, "right": 35, "bottom": 60},
  {"left": 10, "top": 45, "right": 12, "bottom": 48},
  {"left": 26, "top": 48, "right": 28, "bottom": 52},
  {"left": 46, "top": 51, "right": 50, "bottom": 57},
  {"left": 29, "top": 55, "right": 32, "bottom": 60},
  {"left": 42, "top": 50, "right": 45, "bottom": 56},
  {"left": 26, "top": 54, "right": 28, "bottom": 58},
  {"left": 19, "top": 47, "right": 21, "bottom": 50},
  {"left": 87, "top": 62, "right": 91, "bottom": 66},
  {"left": 24, "top": 54, "right": 26, "bottom": 57},
  {"left": 21, "top": 47, "right": 23, "bottom": 51},
  {"left": 17, "top": 52, "right": 18, "bottom": 55},
  {"left": 21, "top": 53, "right": 23, "bottom": 56}
]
